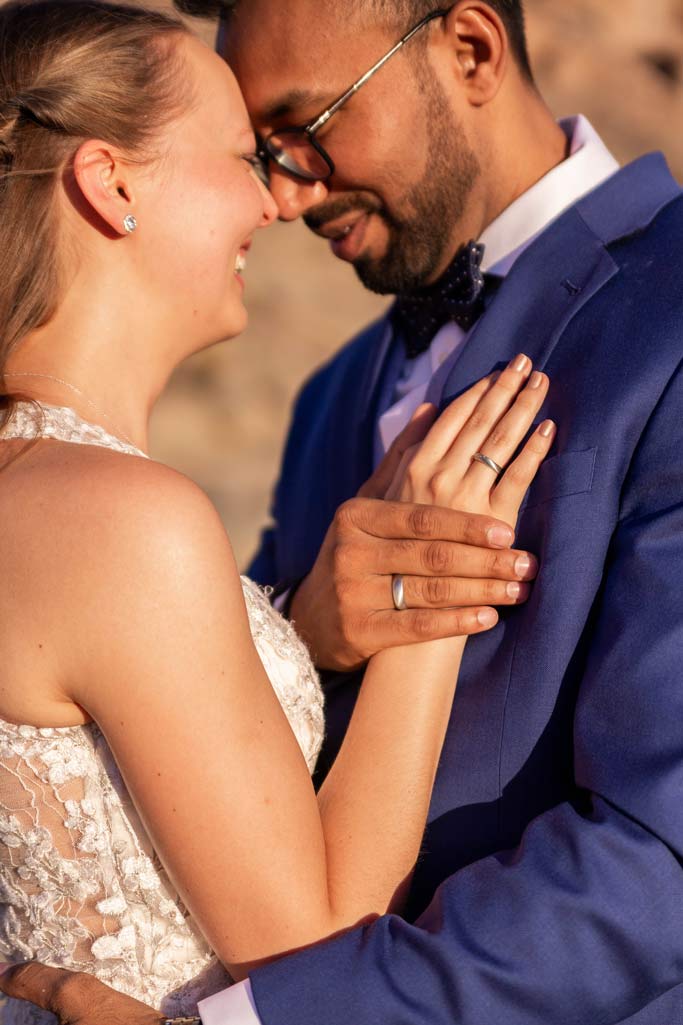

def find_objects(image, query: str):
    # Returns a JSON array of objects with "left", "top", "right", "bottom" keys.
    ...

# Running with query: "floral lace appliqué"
[{"left": 0, "top": 404, "right": 324, "bottom": 1023}]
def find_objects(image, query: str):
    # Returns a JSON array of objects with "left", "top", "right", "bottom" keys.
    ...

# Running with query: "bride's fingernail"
[
  {"left": 487, "top": 524, "right": 514, "bottom": 548},
  {"left": 478, "top": 608, "right": 499, "bottom": 628},
  {"left": 529, "top": 371, "right": 544, "bottom": 389},
  {"left": 509, "top": 354, "right": 529, "bottom": 373},
  {"left": 540, "top": 420, "right": 556, "bottom": 438}
]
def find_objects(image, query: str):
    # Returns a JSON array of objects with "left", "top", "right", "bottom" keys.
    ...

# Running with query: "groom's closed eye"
[{"left": 256, "top": 89, "right": 333, "bottom": 128}]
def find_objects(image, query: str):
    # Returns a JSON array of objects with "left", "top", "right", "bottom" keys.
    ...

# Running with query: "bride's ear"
[{"left": 72, "top": 139, "right": 138, "bottom": 237}]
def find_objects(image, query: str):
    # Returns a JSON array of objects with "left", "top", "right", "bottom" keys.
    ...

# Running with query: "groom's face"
[{"left": 220, "top": 1, "right": 481, "bottom": 294}]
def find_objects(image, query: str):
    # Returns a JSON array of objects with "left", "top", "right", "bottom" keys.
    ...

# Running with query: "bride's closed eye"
[
  {"left": 241, "top": 153, "right": 259, "bottom": 165},
  {"left": 241, "top": 153, "right": 266, "bottom": 179}
]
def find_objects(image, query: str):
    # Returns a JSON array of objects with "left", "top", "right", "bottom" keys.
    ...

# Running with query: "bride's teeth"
[{"left": 235, "top": 253, "right": 246, "bottom": 274}]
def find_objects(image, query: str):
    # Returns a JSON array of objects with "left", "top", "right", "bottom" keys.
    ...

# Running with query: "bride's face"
[{"left": 135, "top": 34, "right": 277, "bottom": 349}]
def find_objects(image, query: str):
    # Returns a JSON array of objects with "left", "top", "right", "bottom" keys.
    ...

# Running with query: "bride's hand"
[{"left": 385, "top": 354, "right": 555, "bottom": 528}]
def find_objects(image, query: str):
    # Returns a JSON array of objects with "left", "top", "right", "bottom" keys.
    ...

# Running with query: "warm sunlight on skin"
[
  {"left": 131, "top": 35, "right": 277, "bottom": 348},
  {"left": 222, "top": 1, "right": 565, "bottom": 292},
  {"left": 223, "top": 5, "right": 439, "bottom": 269},
  {"left": 5, "top": 33, "right": 277, "bottom": 453}
]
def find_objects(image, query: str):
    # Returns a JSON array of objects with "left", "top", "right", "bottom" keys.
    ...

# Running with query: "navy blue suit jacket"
[{"left": 247, "top": 154, "right": 683, "bottom": 1024}]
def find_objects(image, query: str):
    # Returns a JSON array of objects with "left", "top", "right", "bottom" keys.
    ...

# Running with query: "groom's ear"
[
  {"left": 70, "top": 139, "right": 138, "bottom": 239},
  {"left": 443, "top": 2, "right": 508, "bottom": 106}
]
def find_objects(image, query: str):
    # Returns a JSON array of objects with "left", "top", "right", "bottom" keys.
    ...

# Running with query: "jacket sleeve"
[{"left": 247, "top": 361, "right": 683, "bottom": 1024}]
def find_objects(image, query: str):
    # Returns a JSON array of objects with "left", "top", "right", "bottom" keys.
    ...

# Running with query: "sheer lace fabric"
[{"left": 0, "top": 404, "right": 325, "bottom": 1022}]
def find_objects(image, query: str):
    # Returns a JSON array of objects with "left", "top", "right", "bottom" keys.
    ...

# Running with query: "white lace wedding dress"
[{"left": 0, "top": 403, "right": 325, "bottom": 1023}]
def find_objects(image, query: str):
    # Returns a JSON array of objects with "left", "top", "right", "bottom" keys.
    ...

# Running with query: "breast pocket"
[{"left": 519, "top": 447, "right": 598, "bottom": 511}]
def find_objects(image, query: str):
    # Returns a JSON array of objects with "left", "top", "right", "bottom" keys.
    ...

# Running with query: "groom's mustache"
[{"left": 304, "top": 193, "right": 388, "bottom": 234}]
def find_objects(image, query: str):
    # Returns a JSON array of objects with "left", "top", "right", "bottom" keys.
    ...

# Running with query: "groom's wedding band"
[
  {"left": 392, "top": 573, "right": 408, "bottom": 611},
  {"left": 472, "top": 451, "right": 504, "bottom": 476}
]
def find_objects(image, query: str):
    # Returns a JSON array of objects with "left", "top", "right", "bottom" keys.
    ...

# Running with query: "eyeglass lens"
[{"left": 265, "top": 130, "right": 333, "bottom": 182}]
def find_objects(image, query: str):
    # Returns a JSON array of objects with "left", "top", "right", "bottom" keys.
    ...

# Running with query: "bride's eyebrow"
[{"left": 258, "top": 88, "right": 333, "bottom": 124}]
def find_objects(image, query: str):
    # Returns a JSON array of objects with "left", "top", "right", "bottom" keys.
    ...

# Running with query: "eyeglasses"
[{"left": 248, "top": 8, "right": 450, "bottom": 184}]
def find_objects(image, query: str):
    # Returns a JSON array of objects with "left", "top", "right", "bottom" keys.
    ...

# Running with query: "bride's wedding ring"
[
  {"left": 392, "top": 573, "right": 408, "bottom": 611},
  {"left": 472, "top": 451, "right": 504, "bottom": 476}
]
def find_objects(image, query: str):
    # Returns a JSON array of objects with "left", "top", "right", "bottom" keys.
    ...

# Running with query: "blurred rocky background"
[{"left": 146, "top": 1, "right": 683, "bottom": 566}]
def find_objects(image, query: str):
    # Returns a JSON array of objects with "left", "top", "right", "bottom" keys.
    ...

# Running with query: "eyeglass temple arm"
[{"left": 308, "top": 9, "right": 449, "bottom": 135}]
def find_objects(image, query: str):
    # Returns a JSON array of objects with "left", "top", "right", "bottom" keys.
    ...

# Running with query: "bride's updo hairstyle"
[{"left": 0, "top": 0, "right": 192, "bottom": 426}]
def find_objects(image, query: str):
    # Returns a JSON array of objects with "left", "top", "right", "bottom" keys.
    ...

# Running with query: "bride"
[{"left": 0, "top": 1, "right": 555, "bottom": 1020}]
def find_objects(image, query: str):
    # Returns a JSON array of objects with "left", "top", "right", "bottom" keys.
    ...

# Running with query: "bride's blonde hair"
[{"left": 0, "top": 0, "right": 192, "bottom": 427}]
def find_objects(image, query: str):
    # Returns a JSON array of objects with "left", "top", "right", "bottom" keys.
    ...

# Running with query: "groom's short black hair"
[{"left": 174, "top": 0, "right": 533, "bottom": 81}]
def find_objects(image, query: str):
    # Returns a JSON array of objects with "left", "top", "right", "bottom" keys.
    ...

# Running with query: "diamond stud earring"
[{"left": 123, "top": 214, "right": 138, "bottom": 234}]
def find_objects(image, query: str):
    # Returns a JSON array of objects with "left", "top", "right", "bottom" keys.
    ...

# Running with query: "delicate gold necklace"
[{"left": 4, "top": 372, "right": 139, "bottom": 449}]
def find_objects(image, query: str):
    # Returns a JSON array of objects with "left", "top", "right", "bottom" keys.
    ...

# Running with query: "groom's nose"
[{"left": 268, "top": 165, "right": 330, "bottom": 222}]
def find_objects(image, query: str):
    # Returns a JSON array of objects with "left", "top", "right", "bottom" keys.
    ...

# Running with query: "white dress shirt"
[
  {"left": 198, "top": 114, "right": 619, "bottom": 1025},
  {"left": 199, "top": 979, "right": 261, "bottom": 1025}
]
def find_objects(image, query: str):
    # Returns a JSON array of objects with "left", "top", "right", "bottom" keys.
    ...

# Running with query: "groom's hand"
[
  {"left": 290, "top": 497, "right": 538, "bottom": 671},
  {"left": 0, "top": 963, "right": 161, "bottom": 1025}
]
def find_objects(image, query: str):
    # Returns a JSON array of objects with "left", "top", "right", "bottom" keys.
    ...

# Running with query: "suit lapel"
[
  {"left": 432, "top": 153, "right": 681, "bottom": 404},
  {"left": 336, "top": 154, "right": 680, "bottom": 492},
  {"left": 321, "top": 317, "right": 398, "bottom": 513},
  {"left": 342, "top": 319, "right": 401, "bottom": 494},
  {"left": 436, "top": 212, "right": 618, "bottom": 401}
]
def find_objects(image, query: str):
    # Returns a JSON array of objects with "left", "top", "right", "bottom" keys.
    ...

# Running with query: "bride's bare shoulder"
[
  {"left": 0, "top": 439, "right": 242, "bottom": 621},
  {"left": 0, "top": 440, "right": 248, "bottom": 724},
  {"left": 3, "top": 439, "right": 225, "bottom": 544}
]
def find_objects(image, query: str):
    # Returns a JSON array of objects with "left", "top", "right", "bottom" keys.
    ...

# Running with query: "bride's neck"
[{"left": 5, "top": 283, "right": 180, "bottom": 453}]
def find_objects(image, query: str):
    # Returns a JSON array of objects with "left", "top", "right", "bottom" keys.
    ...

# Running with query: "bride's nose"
[{"left": 257, "top": 177, "right": 278, "bottom": 227}]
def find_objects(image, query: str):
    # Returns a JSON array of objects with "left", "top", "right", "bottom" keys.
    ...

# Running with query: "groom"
[{"left": 4, "top": 1, "right": 683, "bottom": 1023}]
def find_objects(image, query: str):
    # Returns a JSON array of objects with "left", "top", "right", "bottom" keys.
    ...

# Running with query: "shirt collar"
[{"left": 479, "top": 115, "right": 620, "bottom": 276}]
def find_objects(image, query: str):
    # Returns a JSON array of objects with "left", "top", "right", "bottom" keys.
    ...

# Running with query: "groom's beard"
[{"left": 305, "top": 75, "right": 481, "bottom": 295}]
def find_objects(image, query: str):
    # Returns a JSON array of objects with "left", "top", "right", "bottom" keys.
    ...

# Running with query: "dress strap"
[{"left": 0, "top": 401, "right": 148, "bottom": 459}]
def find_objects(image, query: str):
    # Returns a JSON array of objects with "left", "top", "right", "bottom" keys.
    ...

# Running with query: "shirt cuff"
[{"left": 198, "top": 979, "right": 262, "bottom": 1025}]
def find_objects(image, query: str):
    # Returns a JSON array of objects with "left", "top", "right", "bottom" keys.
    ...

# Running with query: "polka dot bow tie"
[{"left": 391, "top": 240, "right": 493, "bottom": 360}]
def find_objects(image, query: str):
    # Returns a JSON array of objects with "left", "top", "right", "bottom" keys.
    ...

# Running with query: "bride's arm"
[
  {"left": 65, "top": 357, "right": 551, "bottom": 980},
  {"left": 316, "top": 634, "right": 469, "bottom": 917},
  {"left": 316, "top": 357, "right": 555, "bottom": 920}
]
